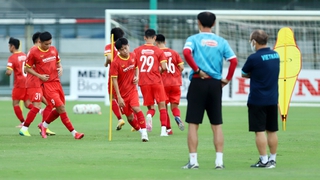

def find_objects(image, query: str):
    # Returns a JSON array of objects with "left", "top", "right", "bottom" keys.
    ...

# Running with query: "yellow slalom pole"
[
  {"left": 18, "top": 40, "right": 24, "bottom": 112},
  {"left": 19, "top": 101, "right": 23, "bottom": 112},
  {"left": 108, "top": 34, "right": 114, "bottom": 141},
  {"left": 283, "top": 33, "right": 287, "bottom": 131}
]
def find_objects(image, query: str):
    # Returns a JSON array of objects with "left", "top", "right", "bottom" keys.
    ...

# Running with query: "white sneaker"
[
  {"left": 141, "top": 132, "right": 149, "bottom": 142},
  {"left": 146, "top": 114, "right": 152, "bottom": 132},
  {"left": 160, "top": 132, "right": 168, "bottom": 136},
  {"left": 160, "top": 126, "right": 168, "bottom": 136}
]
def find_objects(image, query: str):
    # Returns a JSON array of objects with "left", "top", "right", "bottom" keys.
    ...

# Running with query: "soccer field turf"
[{"left": 0, "top": 100, "right": 319, "bottom": 180}]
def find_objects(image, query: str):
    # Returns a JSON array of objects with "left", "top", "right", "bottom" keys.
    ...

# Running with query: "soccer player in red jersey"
[
  {"left": 25, "top": 31, "right": 84, "bottom": 139},
  {"left": 19, "top": 32, "right": 56, "bottom": 136},
  {"left": 104, "top": 27, "right": 125, "bottom": 130},
  {"left": 6, "top": 37, "right": 34, "bottom": 127},
  {"left": 155, "top": 34, "right": 185, "bottom": 135},
  {"left": 110, "top": 38, "right": 148, "bottom": 142},
  {"left": 133, "top": 29, "right": 169, "bottom": 136}
]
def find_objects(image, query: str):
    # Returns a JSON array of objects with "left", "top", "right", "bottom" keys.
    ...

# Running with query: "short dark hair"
[
  {"left": 8, "top": 37, "right": 20, "bottom": 49},
  {"left": 251, "top": 30, "right": 268, "bottom": 45},
  {"left": 111, "top": 27, "right": 124, "bottom": 42},
  {"left": 32, "top": 32, "right": 41, "bottom": 44},
  {"left": 197, "top": 11, "right": 216, "bottom": 28},
  {"left": 115, "top": 37, "right": 128, "bottom": 50},
  {"left": 156, "top": 34, "right": 165, "bottom": 43},
  {"left": 39, "top": 31, "right": 52, "bottom": 42},
  {"left": 144, "top": 29, "right": 156, "bottom": 38}
]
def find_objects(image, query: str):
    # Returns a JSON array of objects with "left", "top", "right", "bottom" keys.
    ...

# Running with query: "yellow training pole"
[
  {"left": 108, "top": 34, "right": 114, "bottom": 141},
  {"left": 283, "top": 34, "right": 287, "bottom": 131},
  {"left": 19, "top": 101, "right": 23, "bottom": 112},
  {"left": 18, "top": 40, "right": 23, "bottom": 112}
]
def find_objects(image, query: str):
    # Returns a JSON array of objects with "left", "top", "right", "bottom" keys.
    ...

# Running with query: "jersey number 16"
[{"left": 166, "top": 57, "right": 175, "bottom": 74}]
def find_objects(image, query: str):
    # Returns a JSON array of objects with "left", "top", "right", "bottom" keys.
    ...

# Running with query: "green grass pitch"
[{"left": 0, "top": 100, "right": 319, "bottom": 180}]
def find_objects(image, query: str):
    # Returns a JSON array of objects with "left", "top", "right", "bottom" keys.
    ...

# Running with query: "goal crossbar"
[{"left": 105, "top": 9, "right": 320, "bottom": 44}]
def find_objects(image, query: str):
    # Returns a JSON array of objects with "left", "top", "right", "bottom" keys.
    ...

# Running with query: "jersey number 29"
[{"left": 140, "top": 55, "right": 154, "bottom": 72}]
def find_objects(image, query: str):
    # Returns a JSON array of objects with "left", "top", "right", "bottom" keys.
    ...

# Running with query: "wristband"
[{"left": 194, "top": 68, "right": 201, "bottom": 74}]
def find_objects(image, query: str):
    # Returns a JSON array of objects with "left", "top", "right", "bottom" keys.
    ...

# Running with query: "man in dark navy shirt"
[{"left": 242, "top": 29, "right": 280, "bottom": 169}]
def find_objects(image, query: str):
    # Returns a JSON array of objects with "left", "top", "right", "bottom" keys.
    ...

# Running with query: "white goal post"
[{"left": 104, "top": 9, "right": 320, "bottom": 105}]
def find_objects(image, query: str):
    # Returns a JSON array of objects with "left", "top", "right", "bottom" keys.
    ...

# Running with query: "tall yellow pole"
[
  {"left": 108, "top": 34, "right": 114, "bottom": 141},
  {"left": 283, "top": 32, "right": 287, "bottom": 131}
]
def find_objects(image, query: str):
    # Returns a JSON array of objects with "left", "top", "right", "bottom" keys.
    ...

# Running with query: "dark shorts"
[
  {"left": 248, "top": 103, "right": 278, "bottom": 132},
  {"left": 185, "top": 78, "right": 222, "bottom": 125}
]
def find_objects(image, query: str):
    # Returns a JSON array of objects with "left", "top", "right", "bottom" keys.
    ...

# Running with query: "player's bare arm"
[
  {"left": 5, "top": 69, "right": 12, "bottom": 76},
  {"left": 160, "top": 61, "right": 167, "bottom": 73},
  {"left": 25, "top": 65, "right": 49, "bottom": 82},
  {"left": 178, "top": 63, "right": 184, "bottom": 72},
  {"left": 57, "top": 62, "right": 63, "bottom": 77},
  {"left": 111, "top": 76, "right": 125, "bottom": 107},
  {"left": 104, "top": 54, "right": 112, "bottom": 67},
  {"left": 242, "top": 73, "right": 250, "bottom": 78},
  {"left": 133, "top": 67, "right": 139, "bottom": 84}
]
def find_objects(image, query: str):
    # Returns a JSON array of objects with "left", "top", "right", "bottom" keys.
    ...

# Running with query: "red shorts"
[
  {"left": 164, "top": 86, "right": 181, "bottom": 105},
  {"left": 140, "top": 84, "right": 167, "bottom": 106},
  {"left": 12, "top": 88, "right": 28, "bottom": 101},
  {"left": 121, "top": 89, "right": 140, "bottom": 116},
  {"left": 27, "top": 87, "right": 43, "bottom": 102},
  {"left": 42, "top": 82, "right": 65, "bottom": 107}
]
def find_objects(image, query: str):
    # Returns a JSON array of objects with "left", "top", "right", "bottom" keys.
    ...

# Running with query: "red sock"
[
  {"left": 42, "top": 105, "right": 53, "bottom": 122},
  {"left": 24, "top": 107, "right": 40, "bottom": 127},
  {"left": 146, "top": 109, "right": 155, "bottom": 117},
  {"left": 45, "top": 110, "right": 60, "bottom": 124},
  {"left": 27, "top": 104, "right": 34, "bottom": 110},
  {"left": 172, "top": 107, "right": 180, "bottom": 117},
  {"left": 128, "top": 115, "right": 140, "bottom": 131},
  {"left": 166, "top": 112, "right": 171, "bottom": 129},
  {"left": 112, "top": 99, "right": 122, "bottom": 120},
  {"left": 13, "top": 105, "right": 24, "bottom": 123},
  {"left": 60, "top": 112, "right": 74, "bottom": 132},
  {"left": 136, "top": 111, "right": 146, "bottom": 129},
  {"left": 159, "top": 109, "right": 167, "bottom": 127}
]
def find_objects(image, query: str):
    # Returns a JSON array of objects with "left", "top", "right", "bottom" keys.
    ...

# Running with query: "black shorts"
[
  {"left": 248, "top": 103, "right": 278, "bottom": 132},
  {"left": 185, "top": 78, "right": 222, "bottom": 125}
]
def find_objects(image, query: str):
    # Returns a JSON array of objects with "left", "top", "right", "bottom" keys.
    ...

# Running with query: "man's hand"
[
  {"left": 133, "top": 76, "right": 139, "bottom": 85},
  {"left": 117, "top": 96, "right": 125, "bottom": 107},
  {"left": 199, "top": 70, "right": 209, "bottom": 79},
  {"left": 39, "top": 74, "right": 50, "bottom": 81},
  {"left": 104, "top": 58, "right": 111, "bottom": 67},
  {"left": 57, "top": 67, "right": 63, "bottom": 77},
  {"left": 221, "top": 78, "right": 230, "bottom": 88}
]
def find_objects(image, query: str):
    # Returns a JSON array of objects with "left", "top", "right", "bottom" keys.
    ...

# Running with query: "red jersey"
[
  {"left": 109, "top": 52, "right": 138, "bottom": 98},
  {"left": 6, "top": 52, "right": 27, "bottom": 88},
  {"left": 25, "top": 46, "right": 60, "bottom": 83},
  {"left": 134, "top": 44, "right": 167, "bottom": 86},
  {"left": 160, "top": 48, "right": 184, "bottom": 86},
  {"left": 25, "top": 68, "right": 41, "bottom": 88},
  {"left": 25, "top": 46, "right": 41, "bottom": 88},
  {"left": 104, "top": 43, "right": 118, "bottom": 60}
]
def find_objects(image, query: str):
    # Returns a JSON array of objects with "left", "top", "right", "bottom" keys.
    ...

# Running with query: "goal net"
[
  {"left": 106, "top": 10, "right": 320, "bottom": 68},
  {"left": 104, "top": 9, "right": 320, "bottom": 105}
]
